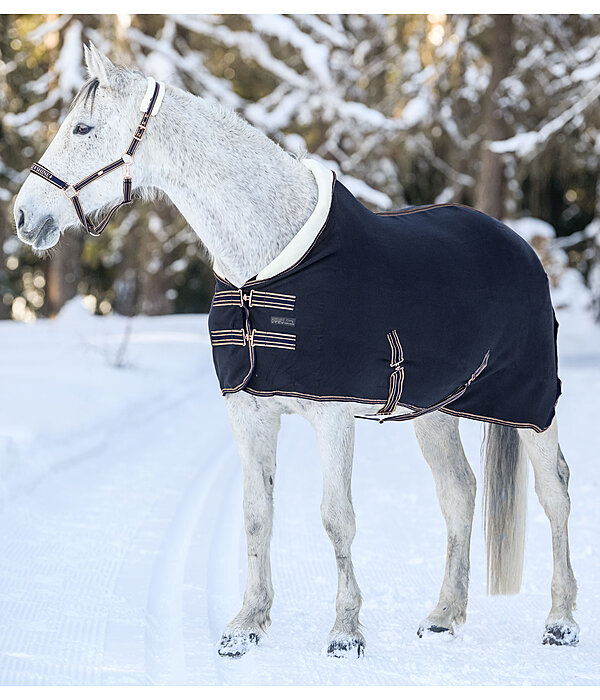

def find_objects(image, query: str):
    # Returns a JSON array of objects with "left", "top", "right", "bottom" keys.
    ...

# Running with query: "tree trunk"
[
  {"left": 138, "top": 233, "right": 175, "bottom": 316},
  {"left": 0, "top": 221, "right": 10, "bottom": 319},
  {"left": 476, "top": 15, "right": 514, "bottom": 219},
  {"left": 113, "top": 224, "right": 141, "bottom": 317},
  {"left": 44, "top": 235, "right": 83, "bottom": 317}
]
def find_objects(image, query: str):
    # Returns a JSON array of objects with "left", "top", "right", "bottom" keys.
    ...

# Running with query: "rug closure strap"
[
  {"left": 377, "top": 330, "right": 405, "bottom": 415},
  {"left": 213, "top": 288, "right": 296, "bottom": 311},
  {"left": 361, "top": 349, "right": 491, "bottom": 424},
  {"left": 210, "top": 327, "right": 296, "bottom": 350}
]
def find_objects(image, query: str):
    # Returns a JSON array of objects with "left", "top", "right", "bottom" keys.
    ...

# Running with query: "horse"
[{"left": 13, "top": 44, "right": 579, "bottom": 658}]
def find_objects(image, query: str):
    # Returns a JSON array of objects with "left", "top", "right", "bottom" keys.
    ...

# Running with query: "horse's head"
[{"left": 14, "top": 44, "right": 149, "bottom": 251}]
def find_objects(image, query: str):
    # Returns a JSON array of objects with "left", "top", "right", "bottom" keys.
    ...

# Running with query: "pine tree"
[{"left": 1, "top": 14, "right": 599, "bottom": 320}]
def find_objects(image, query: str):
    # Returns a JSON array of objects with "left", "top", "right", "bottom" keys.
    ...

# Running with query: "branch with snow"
[{"left": 490, "top": 80, "right": 600, "bottom": 157}]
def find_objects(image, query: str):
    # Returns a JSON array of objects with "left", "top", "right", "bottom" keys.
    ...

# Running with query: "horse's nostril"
[{"left": 17, "top": 209, "right": 25, "bottom": 231}]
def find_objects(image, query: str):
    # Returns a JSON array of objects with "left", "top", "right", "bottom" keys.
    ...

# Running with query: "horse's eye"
[{"left": 73, "top": 123, "right": 93, "bottom": 135}]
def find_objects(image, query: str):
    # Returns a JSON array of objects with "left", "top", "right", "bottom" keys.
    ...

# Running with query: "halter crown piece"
[{"left": 29, "top": 77, "right": 165, "bottom": 237}]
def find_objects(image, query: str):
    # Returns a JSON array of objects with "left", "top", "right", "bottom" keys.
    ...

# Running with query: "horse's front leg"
[
  {"left": 414, "top": 412, "right": 476, "bottom": 636},
  {"left": 307, "top": 403, "right": 365, "bottom": 657},
  {"left": 217, "top": 392, "right": 281, "bottom": 658}
]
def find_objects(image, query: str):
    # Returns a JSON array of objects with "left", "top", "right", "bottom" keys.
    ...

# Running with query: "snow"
[
  {"left": 3, "top": 91, "right": 61, "bottom": 129},
  {"left": 26, "top": 14, "right": 72, "bottom": 44},
  {"left": 342, "top": 174, "right": 393, "bottom": 210},
  {"left": 170, "top": 15, "right": 309, "bottom": 90},
  {"left": 400, "top": 96, "right": 430, "bottom": 129},
  {"left": 552, "top": 268, "right": 592, "bottom": 311},
  {"left": 291, "top": 15, "right": 350, "bottom": 49},
  {"left": 505, "top": 216, "right": 557, "bottom": 242},
  {"left": 248, "top": 14, "right": 333, "bottom": 88},
  {"left": 0, "top": 297, "right": 599, "bottom": 685},
  {"left": 490, "top": 131, "right": 541, "bottom": 157},
  {"left": 245, "top": 91, "right": 306, "bottom": 132},
  {"left": 491, "top": 80, "right": 600, "bottom": 157},
  {"left": 311, "top": 156, "right": 393, "bottom": 210},
  {"left": 54, "top": 21, "right": 84, "bottom": 99},
  {"left": 572, "top": 62, "right": 600, "bottom": 82}
]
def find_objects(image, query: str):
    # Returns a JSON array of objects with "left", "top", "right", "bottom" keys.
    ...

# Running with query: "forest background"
[{"left": 0, "top": 13, "right": 599, "bottom": 321}]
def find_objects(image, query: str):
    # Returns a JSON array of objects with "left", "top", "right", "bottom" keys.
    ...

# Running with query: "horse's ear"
[{"left": 83, "top": 42, "right": 116, "bottom": 86}]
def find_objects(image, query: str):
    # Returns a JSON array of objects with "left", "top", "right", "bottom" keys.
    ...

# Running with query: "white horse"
[{"left": 14, "top": 45, "right": 579, "bottom": 657}]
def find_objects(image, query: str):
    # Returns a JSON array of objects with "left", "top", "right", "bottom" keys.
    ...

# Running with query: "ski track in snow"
[{"left": 0, "top": 303, "right": 599, "bottom": 685}]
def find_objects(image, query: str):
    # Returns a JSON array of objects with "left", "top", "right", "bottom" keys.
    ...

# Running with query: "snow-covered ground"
[{"left": 0, "top": 298, "right": 599, "bottom": 685}]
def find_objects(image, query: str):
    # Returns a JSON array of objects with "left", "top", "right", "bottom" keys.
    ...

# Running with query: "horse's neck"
[{"left": 145, "top": 88, "right": 318, "bottom": 287}]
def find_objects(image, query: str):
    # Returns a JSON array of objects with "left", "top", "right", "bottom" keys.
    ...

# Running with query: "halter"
[{"left": 29, "top": 77, "right": 165, "bottom": 237}]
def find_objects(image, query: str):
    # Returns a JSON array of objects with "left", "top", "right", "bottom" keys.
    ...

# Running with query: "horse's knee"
[{"left": 321, "top": 500, "right": 355, "bottom": 550}]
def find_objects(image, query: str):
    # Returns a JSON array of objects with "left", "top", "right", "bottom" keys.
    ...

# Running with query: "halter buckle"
[
  {"left": 122, "top": 153, "right": 133, "bottom": 179},
  {"left": 64, "top": 185, "right": 77, "bottom": 200}
]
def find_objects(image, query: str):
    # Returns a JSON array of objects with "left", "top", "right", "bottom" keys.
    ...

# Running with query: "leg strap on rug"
[{"left": 359, "top": 347, "right": 490, "bottom": 424}]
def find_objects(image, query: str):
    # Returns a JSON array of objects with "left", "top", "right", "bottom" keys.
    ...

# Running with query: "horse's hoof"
[
  {"left": 417, "top": 622, "right": 453, "bottom": 638},
  {"left": 542, "top": 622, "right": 579, "bottom": 646},
  {"left": 217, "top": 630, "right": 260, "bottom": 658},
  {"left": 327, "top": 634, "right": 365, "bottom": 658}
]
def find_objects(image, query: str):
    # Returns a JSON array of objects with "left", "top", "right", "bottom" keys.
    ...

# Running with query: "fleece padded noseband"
[{"left": 29, "top": 77, "right": 165, "bottom": 236}]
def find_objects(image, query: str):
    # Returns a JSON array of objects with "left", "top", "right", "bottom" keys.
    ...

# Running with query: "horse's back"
[
  {"left": 210, "top": 181, "right": 561, "bottom": 432},
  {"left": 333, "top": 186, "right": 560, "bottom": 430}
]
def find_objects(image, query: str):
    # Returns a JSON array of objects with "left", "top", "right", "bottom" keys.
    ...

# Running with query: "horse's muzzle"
[{"left": 17, "top": 215, "right": 59, "bottom": 250}]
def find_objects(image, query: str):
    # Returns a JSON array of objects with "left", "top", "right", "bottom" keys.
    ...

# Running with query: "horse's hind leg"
[
  {"left": 414, "top": 412, "right": 476, "bottom": 636},
  {"left": 518, "top": 419, "right": 579, "bottom": 645},
  {"left": 217, "top": 392, "right": 281, "bottom": 657}
]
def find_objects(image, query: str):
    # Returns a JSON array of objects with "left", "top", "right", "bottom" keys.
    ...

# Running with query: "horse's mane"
[
  {"left": 68, "top": 77, "right": 100, "bottom": 114},
  {"left": 69, "top": 67, "right": 145, "bottom": 114}
]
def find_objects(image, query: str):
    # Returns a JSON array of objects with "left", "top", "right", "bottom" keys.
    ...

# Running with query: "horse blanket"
[{"left": 209, "top": 159, "right": 561, "bottom": 432}]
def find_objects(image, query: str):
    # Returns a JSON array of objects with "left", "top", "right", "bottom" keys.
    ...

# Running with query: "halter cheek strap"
[{"left": 30, "top": 77, "right": 165, "bottom": 237}]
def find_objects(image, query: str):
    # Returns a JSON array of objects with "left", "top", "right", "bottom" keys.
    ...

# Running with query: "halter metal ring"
[{"left": 63, "top": 185, "right": 78, "bottom": 200}]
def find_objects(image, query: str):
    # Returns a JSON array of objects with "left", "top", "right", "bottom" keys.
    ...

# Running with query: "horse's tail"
[{"left": 482, "top": 424, "right": 528, "bottom": 595}]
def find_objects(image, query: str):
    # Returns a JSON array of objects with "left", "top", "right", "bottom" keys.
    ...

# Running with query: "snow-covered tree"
[{"left": 1, "top": 14, "right": 599, "bottom": 320}]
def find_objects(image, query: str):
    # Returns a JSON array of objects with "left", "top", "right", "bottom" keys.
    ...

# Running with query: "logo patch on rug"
[{"left": 271, "top": 316, "right": 296, "bottom": 328}]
